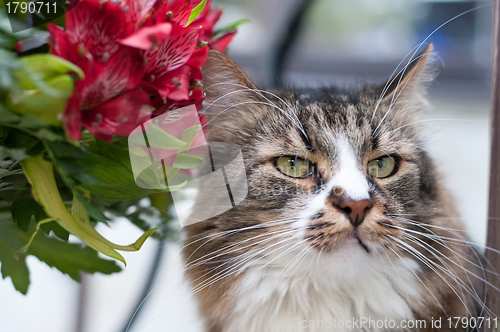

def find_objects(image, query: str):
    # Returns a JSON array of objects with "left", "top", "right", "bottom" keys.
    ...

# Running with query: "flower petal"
[
  {"left": 81, "top": 47, "right": 144, "bottom": 110},
  {"left": 168, "top": 0, "right": 192, "bottom": 26},
  {"left": 144, "top": 23, "right": 200, "bottom": 76},
  {"left": 63, "top": 92, "right": 83, "bottom": 141},
  {"left": 143, "top": 65, "right": 192, "bottom": 100},
  {"left": 192, "top": 6, "right": 222, "bottom": 38},
  {"left": 125, "top": 0, "right": 158, "bottom": 26},
  {"left": 210, "top": 30, "right": 236, "bottom": 52},
  {"left": 119, "top": 23, "right": 172, "bottom": 51},
  {"left": 82, "top": 90, "right": 153, "bottom": 140},
  {"left": 66, "top": 0, "right": 134, "bottom": 61},
  {"left": 185, "top": 45, "right": 209, "bottom": 68}
]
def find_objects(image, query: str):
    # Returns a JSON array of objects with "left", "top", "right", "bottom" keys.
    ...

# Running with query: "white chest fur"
[{"left": 222, "top": 246, "right": 422, "bottom": 332}]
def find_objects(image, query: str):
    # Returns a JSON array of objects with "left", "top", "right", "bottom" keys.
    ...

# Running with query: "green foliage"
[
  {"left": 213, "top": 19, "right": 250, "bottom": 36},
  {"left": 186, "top": 0, "right": 207, "bottom": 26},
  {"left": 0, "top": 223, "right": 30, "bottom": 294},
  {"left": 48, "top": 140, "right": 186, "bottom": 200},
  {"left": 7, "top": 54, "right": 84, "bottom": 125},
  {"left": 0, "top": 5, "right": 207, "bottom": 296},
  {"left": 0, "top": 219, "right": 121, "bottom": 294}
]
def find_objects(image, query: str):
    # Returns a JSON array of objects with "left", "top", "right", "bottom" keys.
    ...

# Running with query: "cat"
[{"left": 182, "top": 45, "right": 487, "bottom": 332}]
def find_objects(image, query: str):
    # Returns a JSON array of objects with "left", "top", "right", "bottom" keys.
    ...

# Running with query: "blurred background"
[{"left": 0, "top": 0, "right": 493, "bottom": 331}]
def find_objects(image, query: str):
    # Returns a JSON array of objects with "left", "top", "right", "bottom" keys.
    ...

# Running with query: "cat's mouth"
[{"left": 345, "top": 234, "right": 370, "bottom": 253}]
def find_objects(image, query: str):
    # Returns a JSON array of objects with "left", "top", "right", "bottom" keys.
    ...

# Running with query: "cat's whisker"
[
  {"left": 187, "top": 237, "right": 296, "bottom": 294},
  {"left": 203, "top": 82, "right": 300, "bottom": 125},
  {"left": 384, "top": 244, "right": 450, "bottom": 318},
  {"left": 186, "top": 225, "right": 308, "bottom": 278},
  {"left": 400, "top": 233, "right": 495, "bottom": 317},
  {"left": 372, "top": 45, "right": 429, "bottom": 123},
  {"left": 371, "top": 2, "right": 490, "bottom": 124},
  {"left": 396, "top": 217, "right": 500, "bottom": 257},
  {"left": 382, "top": 250, "right": 413, "bottom": 304},
  {"left": 193, "top": 227, "right": 312, "bottom": 294},
  {"left": 183, "top": 217, "right": 297, "bottom": 264},
  {"left": 190, "top": 236, "right": 301, "bottom": 295},
  {"left": 202, "top": 82, "right": 308, "bottom": 139},
  {"left": 244, "top": 238, "right": 312, "bottom": 291},
  {"left": 204, "top": 100, "right": 302, "bottom": 131},
  {"left": 395, "top": 234, "right": 495, "bottom": 318},
  {"left": 389, "top": 236, "right": 476, "bottom": 318},
  {"left": 386, "top": 220, "right": 500, "bottom": 281},
  {"left": 387, "top": 118, "right": 485, "bottom": 136},
  {"left": 185, "top": 225, "right": 300, "bottom": 271},
  {"left": 279, "top": 241, "right": 316, "bottom": 279}
]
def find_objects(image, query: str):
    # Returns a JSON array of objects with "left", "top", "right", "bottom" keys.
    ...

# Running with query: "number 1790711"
[{"left": 6, "top": 2, "right": 57, "bottom": 14}]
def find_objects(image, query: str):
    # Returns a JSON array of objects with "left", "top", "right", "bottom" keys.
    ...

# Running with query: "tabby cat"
[{"left": 182, "top": 45, "right": 486, "bottom": 332}]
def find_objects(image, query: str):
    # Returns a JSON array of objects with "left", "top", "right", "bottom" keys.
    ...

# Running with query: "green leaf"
[
  {"left": 14, "top": 217, "right": 55, "bottom": 258},
  {"left": 17, "top": 113, "right": 51, "bottom": 129},
  {"left": 11, "top": 199, "right": 42, "bottom": 232},
  {"left": 3, "top": 129, "right": 39, "bottom": 151},
  {"left": 14, "top": 54, "right": 84, "bottom": 90},
  {"left": 0, "top": 219, "right": 30, "bottom": 294},
  {"left": 27, "top": 229, "right": 122, "bottom": 281},
  {"left": 72, "top": 189, "right": 107, "bottom": 224},
  {"left": 0, "top": 168, "right": 22, "bottom": 179},
  {"left": 173, "top": 154, "right": 203, "bottom": 169},
  {"left": 0, "top": 50, "right": 18, "bottom": 90},
  {"left": 213, "top": 19, "right": 250, "bottom": 36},
  {"left": 49, "top": 141, "right": 186, "bottom": 200},
  {"left": 95, "top": 139, "right": 133, "bottom": 170},
  {"left": 0, "top": 239, "right": 29, "bottom": 294},
  {"left": 8, "top": 74, "right": 74, "bottom": 125},
  {"left": 0, "top": 218, "right": 121, "bottom": 294},
  {"left": 0, "top": 105, "right": 21, "bottom": 124},
  {"left": 186, "top": 0, "right": 207, "bottom": 26},
  {"left": 1, "top": 129, "right": 43, "bottom": 161},
  {"left": 21, "top": 156, "right": 124, "bottom": 263},
  {"left": 32, "top": 128, "right": 65, "bottom": 142},
  {"left": 21, "top": 156, "right": 159, "bottom": 264},
  {"left": 40, "top": 221, "right": 70, "bottom": 241}
]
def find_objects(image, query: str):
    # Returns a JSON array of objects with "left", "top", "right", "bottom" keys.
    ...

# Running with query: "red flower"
[
  {"left": 82, "top": 91, "right": 152, "bottom": 141},
  {"left": 49, "top": 22, "right": 146, "bottom": 140},
  {"left": 147, "top": 0, "right": 193, "bottom": 26},
  {"left": 48, "top": 0, "right": 236, "bottom": 141},
  {"left": 190, "top": 0, "right": 235, "bottom": 51}
]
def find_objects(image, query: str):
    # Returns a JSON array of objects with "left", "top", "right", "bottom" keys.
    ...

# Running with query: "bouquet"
[{"left": 0, "top": 0, "right": 244, "bottom": 294}]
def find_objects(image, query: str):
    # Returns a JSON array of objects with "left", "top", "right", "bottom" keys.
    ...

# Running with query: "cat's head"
[{"left": 188, "top": 45, "right": 452, "bottom": 267}]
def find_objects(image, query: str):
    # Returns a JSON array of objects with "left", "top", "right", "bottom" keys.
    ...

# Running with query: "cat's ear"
[
  {"left": 201, "top": 50, "right": 263, "bottom": 123},
  {"left": 379, "top": 43, "right": 436, "bottom": 107}
]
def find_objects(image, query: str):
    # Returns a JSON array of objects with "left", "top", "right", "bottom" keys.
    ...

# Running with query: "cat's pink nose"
[{"left": 338, "top": 199, "right": 372, "bottom": 227}]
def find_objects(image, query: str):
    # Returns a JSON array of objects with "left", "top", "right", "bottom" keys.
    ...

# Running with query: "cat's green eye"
[
  {"left": 367, "top": 157, "right": 397, "bottom": 179},
  {"left": 276, "top": 156, "right": 312, "bottom": 178}
]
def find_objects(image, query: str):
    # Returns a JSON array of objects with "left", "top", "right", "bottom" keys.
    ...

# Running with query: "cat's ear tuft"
[
  {"left": 380, "top": 43, "right": 436, "bottom": 107},
  {"left": 201, "top": 50, "right": 263, "bottom": 123}
]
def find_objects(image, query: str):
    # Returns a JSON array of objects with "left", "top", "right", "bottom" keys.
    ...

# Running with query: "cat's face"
[
  {"left": 190, "top": 45, "right": 446, "bottom": 265},
  {"left": 183, "top": 48, "right": 483, "bottom": 327}
]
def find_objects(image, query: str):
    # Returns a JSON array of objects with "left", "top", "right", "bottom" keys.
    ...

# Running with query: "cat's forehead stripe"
[{"left": 330, "top": 137, "right": 370, "bottom": 200}]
